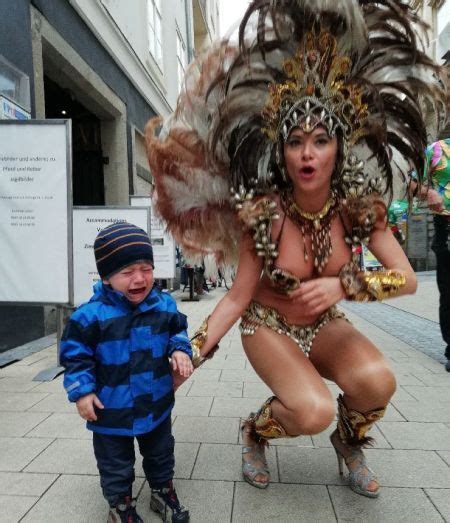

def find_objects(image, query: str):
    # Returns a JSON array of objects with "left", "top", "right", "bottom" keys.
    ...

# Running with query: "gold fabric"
[
  {"left": 340, "top": 263, "right": 406, "bottom": 302},
  {"left": 250, "top": 396, "right": 290, "bottom": 440},
  {"left": 190, "top": 316, "right": 216, "bottom": 368},
  {"left": 337, "top": 394, "right": 386, "bottom": 446},
  {"left": 240, "top": 301, "right": 346, "bottom": 356}
]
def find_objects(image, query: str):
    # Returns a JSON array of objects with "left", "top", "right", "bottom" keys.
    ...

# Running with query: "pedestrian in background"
[
  {"left": 60, "top": 223, "right": 192, "bottom": 522},
  {"left": 410, "top": 139, "right": 450, "bottom": 371}
]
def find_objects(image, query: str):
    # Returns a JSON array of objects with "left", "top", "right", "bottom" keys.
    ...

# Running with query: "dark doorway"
[{"left": 44, "top": 76, "right": 105, "bottom": 205}]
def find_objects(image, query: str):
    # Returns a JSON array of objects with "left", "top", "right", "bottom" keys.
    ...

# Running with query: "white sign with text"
[
  {"left": 0, "top": 121, "right": 71, "bottom": 303},
  {"left": 130, "top": 196, "right": 176, "bottom": 279},
  {"left": 73, "top": 207, "right": 150, "bottom": 305}
]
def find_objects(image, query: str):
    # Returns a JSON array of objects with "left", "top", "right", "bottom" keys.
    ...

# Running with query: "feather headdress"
[{"left": 146, "top": 0, "right": 446, "bottom": 264}]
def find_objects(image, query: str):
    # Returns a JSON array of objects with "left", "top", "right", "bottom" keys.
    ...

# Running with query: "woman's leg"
[
  {"left": 309, "top": 318, "right": 396, "bottom": 496},
  {"left": 241, "top": 325, "right": 335, "bottom": 486}
]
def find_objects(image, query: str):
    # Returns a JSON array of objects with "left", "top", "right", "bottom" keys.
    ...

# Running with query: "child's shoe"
[
  {"left": 150, "top": 481, "right": 190, "bottom": 522},
  {"left": 107, "top": 496, "right": 143, "bottom": 523}
]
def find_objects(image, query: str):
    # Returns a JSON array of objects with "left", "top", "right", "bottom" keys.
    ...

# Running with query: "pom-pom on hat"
[{"left": 94, "top": 222, "right": 154, "bottom": 279}]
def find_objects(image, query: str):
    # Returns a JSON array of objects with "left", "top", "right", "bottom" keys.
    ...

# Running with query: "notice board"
[{"left": 0, "top": 120, "right": 72, "bottom": 304}]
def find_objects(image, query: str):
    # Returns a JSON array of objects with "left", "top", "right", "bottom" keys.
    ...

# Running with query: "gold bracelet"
[
  {"left": 190, "top": 316, "right": 219, "bottom": 368},
  {"left": 340, "top": 263, "right": 406, "bottom": 302}
]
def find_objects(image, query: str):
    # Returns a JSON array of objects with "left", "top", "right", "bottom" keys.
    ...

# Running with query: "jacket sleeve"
[
  {"left": 167, "top": 311, "right": 192, "bottom": 358},
  {"left": 60, "top": 313, "right": 97, "bottom": 402}
]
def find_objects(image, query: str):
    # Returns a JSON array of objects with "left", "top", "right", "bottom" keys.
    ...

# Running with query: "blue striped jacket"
[{"left": 61, "top": 282, "right": 192, "bottom": 436}]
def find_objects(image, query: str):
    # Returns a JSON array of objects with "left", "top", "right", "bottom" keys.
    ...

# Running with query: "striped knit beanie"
[{"left": 94, "top": 222, "right": 154, "bottom": 279}]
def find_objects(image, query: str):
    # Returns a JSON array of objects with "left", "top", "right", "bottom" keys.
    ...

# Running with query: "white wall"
[{"left": 68, "top": 0, "right": 194, "bottom": 115}]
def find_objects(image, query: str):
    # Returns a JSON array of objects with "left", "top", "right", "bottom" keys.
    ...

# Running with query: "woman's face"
[{"left": 283, "top": 126, "right": 338, "bottom": 193}]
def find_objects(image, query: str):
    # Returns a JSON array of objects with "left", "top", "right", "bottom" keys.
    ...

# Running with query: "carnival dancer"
[{"left": 145, "top": 0, "right": 446, "bottom": 498}]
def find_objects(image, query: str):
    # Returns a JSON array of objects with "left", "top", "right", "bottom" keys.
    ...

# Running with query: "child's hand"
[
  {"left": 76, "top": 393, "right": 104, "bottom": 422},
  {"left": 171, "top": 350, "right": 194, "bottom": 378}
]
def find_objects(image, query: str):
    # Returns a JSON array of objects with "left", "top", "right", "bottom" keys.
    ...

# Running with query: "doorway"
[{"left": 44, "top": 76, "right": 105, "bottom": 205}]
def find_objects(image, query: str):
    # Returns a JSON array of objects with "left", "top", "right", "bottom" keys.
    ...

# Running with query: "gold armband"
[
  {"left": 190, "top": 316, "right": 219, "bottom": 368},
  {"left": 339, "top": 263, "right": 406, "bottom": 302}
]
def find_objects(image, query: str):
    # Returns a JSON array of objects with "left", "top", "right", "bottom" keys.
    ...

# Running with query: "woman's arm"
[
  {"left": 366, "top": 224, "right": 417, "bottom": 296},
  {"left": 192, "top": 233, "right": 263, "bottom": 361}
]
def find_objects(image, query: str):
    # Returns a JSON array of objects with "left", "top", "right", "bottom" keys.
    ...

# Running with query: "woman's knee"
[
  {"left": 287, "top": 395, "right": 335, "bottom": 435},
  {"left": 344, "top": 360, "right": 397, "bottom": 406}
]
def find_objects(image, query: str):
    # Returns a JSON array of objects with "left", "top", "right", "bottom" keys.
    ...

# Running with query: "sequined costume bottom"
[{"left": 239, "top": 301, "right": 347, "bottom": 357}]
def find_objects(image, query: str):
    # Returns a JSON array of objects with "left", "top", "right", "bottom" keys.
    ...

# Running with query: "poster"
[
  {"left": 72, "top": 207, "right": 150, "bottom": 305},
  {"left": 0, "top": 120, "right": 71, "bottom": 303},
  {"left": 130, "top": 196, "right": 175, "bottom": 279}
]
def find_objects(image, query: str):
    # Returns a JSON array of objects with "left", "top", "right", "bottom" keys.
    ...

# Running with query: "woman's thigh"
[
  {"left": 309, "top": 318, "right": 396, "bottom": 410},
  {"left": 241, "top": 325, "right": 332, "bottom": 413}
]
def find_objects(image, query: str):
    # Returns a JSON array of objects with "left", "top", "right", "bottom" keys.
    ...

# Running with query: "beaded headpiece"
[{"left": 262, "top": 28, "right": 369, "bottom": 146}]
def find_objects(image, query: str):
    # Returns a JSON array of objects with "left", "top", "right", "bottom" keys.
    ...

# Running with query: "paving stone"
[
  {"left": 0, "top": 411, "right": 50, "bottom": 437},
  {"left": 242, "top": 381, "right": 273, "bottom": 398},
  {"left": 378, "top": 422, "right": 450, "bottom": 450},
  {"left": 172, "top": 396, "right": 213, "bottom": 417},
  {"left": 312, "top": 424, "right": 391, "bottom": 449},
  {"left": 0, "top": 471, "right": 58, "bottom": 496},
  {"left": 425, "top": 489, "right": 450, "bottom": 521},
  {"left": 232, "top": 482, "right": 336, "bottom": 522},
  {"left": 278, "top": 446, "right": 348, "bottom": 484},
  {"left": 29, "top": 377, "right": 65, "bottom": 394},
  {"left": 203, "top": 355, "right": 247, "bottom": 370},
  {"left": 329, "top": 486, "right": 443, "bottom": 522},
  {"left": 437, "top": 451, "right": 450, "bottom": 466},
  {"left": 137, "top": 479, "right": 234, "bottom": 523},
  {"left": 382, "top": 404, "right": 407, "bottom": 421},
  {"left": 25, "top": 412, "right": 89, "bottom": 439},
  {"left": 27, "top": 393, "right": 77, "bottom": 413},
  {"left": 0, "top": 437, "right": 53, "bottom": 471},
  {"left": 21, "top": 474, "right": 144, "bottom": 523},
  {"left": 403, "top": 386, "right": 450, "bottom": 402},
  {"left": 220, "top": 369, "right": 262, "bottom": 382},
  {"left": 411, "top": 374, "right": 450, "bottom": 387},
  {"left": 210, "top": 397, "right": 267, "bottom": 418},
  {"left": 190, "top": 368, "right": 221, "bottom": 381},
  {"left": 364, "top": 449, "right": 450, "bottom": 488},
  {"left": 188, "top": 380, "right": 243, "bottom": 398},
  {"left": 174, "top": 442, "right": 199, "bottom": 479},
  {"left": 0, "top": 391, "right": 49, "bottom": 411},
  {"left": 173, "top": 416, "right": 240, "bottom": 444},
  {"left": 392, "top": 401, "right": 450, "bottom": 422},
  {"left": 0, "top": 377, "right": 40, "bottom": 392},
  {"left": 24, "top": 438, "right": 97, "bottom": 475},
  {"left": 389, "top": 386, "right": 418, "bottom": 403},
  {"left": 0, "top": 495, "right": 39, "bottom": 521},
  {"left": 192, "top": 443, "right": 279, "bottom": 482}
]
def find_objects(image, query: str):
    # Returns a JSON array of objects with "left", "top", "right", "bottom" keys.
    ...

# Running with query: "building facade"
[{"left": 0, "top": 0, "right": 218, "bottom": 351}]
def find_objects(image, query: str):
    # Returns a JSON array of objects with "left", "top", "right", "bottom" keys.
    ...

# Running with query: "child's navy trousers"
[{"left": 93, "top": 416, "right": 174, "bottom": 507}]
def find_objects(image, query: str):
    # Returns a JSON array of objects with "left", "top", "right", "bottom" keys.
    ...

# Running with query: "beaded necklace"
[{"left": 281, "top": 191, "right": 340, "bottom": 274}]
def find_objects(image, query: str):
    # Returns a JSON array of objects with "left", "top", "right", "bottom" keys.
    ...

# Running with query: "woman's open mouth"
[{"left": 299, "top": 166, "right": 315, "bottom": 179}]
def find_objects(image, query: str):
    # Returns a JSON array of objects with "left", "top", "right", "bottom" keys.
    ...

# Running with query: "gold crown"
[{"left": 261, "top": 28, "right": 369, "bottom": 144}]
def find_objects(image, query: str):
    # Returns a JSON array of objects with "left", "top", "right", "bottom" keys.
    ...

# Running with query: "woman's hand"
[{"left": 287, "top": 277, "right": 345, "bottom": 315}]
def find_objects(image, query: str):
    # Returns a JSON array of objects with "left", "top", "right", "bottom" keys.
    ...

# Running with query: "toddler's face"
[{"left": 103, "top": 262, "right": 154, "bottom": 304}]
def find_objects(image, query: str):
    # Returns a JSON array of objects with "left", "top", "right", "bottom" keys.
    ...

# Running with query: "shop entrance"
[{"left": 44, "top": 76, "right": 105, "bottom": 205}]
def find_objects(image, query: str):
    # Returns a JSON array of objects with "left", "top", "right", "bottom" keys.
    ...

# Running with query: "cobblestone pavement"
[{"left": 0, "top": 279, "right": 449, "bottom": 522}]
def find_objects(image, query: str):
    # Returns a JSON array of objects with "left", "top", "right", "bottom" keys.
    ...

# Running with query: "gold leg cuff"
[
  {"left": 337, "top": 394, "right": 386, "bottom": 447},
  {"left": 249, "top": 396, "right": 290, "bottom": 440}
]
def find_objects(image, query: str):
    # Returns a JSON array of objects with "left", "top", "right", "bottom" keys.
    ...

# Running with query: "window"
[
  {"left": 176, "top": 30, "right": 187, "bottom": 92},
  {"left": 148, "top": 0, "right": 162, "bottom": 64}
]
